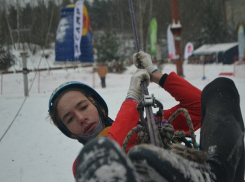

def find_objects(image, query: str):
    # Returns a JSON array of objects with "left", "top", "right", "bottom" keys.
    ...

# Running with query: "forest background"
[{"left": 0, "top": 0, "right": 245, "bottom": 66}]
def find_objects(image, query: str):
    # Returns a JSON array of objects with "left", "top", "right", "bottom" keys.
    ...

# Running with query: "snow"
[{"left": 0, "top": 49, "right": 245, "bottom": 181}]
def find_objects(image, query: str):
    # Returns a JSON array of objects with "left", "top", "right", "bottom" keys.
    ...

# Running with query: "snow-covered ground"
[{"left": 0, "top": 49, "right": 245, "bottom": 181}]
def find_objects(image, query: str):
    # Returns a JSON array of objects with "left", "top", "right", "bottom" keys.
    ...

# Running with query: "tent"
[
  {"left": 55, "top": 5, "right": 94, "bottom": 63},
  {"left": 190, "top": 42, "right": 238, "bottom": 64}
]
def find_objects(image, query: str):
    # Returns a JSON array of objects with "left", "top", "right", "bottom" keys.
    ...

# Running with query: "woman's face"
[{"left": 57, "top": 91, "right": 100, "bottom": 135}]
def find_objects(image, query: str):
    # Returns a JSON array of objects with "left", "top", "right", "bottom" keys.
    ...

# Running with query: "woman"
[
  {"left": 49, "top": 51, "right": 202, "bottom": 177},
  {"left": 75, "top": 75, "right": 244, "bottom": 182}
]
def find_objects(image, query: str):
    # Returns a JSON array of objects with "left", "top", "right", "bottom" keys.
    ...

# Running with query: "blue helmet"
[
  {"left": 49, "top": 81, "right": 108, "bottom": 115},
  {"left": 49, "top": 81, "right": 111, "bottom": 142}
]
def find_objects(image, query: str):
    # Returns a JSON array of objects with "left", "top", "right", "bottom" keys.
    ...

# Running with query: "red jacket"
[{"left": 72, "top": 72, "right": 201, "bottom": 177}]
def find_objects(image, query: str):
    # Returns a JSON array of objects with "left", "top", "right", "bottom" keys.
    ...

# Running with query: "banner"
[
  {"left": 167, "top": 25, "right": 175, "bottom": 59},
  {"left": 238, "top": 25, "right": 244, "bottom": 61},
  {"left": 150, "top": 18, "right": 157, "bottom": 55},
  {"left": 184, "top": 42, "right": 194, "bottom": 59},
  {"left": 81, "top": 6, "right": 92, "bottom": 36},
  {"left": 74, "top": 0, "right": 84, "bottom": 58}
]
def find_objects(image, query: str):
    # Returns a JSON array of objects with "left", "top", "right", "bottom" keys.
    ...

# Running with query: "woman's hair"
[{"left": 50, "top": 87, "right": 86, "bottom": 127}]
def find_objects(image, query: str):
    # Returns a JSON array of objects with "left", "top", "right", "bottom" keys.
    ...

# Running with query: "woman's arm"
[
  {"left": 162, "top": 72, "right": 201, "bottom": 133},
  {"left": 107, "top": 99, "right": 139, "bottom": 152},
  {"left": 108, "top": 69, "right": 151, "bottom": 152},
  {"left": 150, "top": 70, "right": 164, "bottom": 84},
  {"left": 150, "top": 70, "right": 201, "bottom": 133},
  {"left": 133, "top": 51, "right": 201, "bottom": 133}
]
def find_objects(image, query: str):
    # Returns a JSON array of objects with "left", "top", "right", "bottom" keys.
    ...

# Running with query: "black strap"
[{"left": 159, "top": 74, "right": 168, "bottom": 88}]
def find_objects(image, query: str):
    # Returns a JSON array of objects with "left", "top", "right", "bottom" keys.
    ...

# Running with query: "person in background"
[{"left": 97, "top": 63, "right": 108, "bottom": 88}]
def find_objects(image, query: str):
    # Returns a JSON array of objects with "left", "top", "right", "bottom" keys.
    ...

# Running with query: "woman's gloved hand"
[
  {"left": 126, "top": 69, "right": 150, "bottom": 102},
  {"left": 133, "top": 51, "right": 158, "bottom": 76}
]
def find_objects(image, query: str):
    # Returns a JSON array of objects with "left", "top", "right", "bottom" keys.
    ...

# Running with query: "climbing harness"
[
  {"left": 122, "top": 94, "right": 199, "bottom": 152},
  {"left": 122, "top": 98, "right": 205, "bottom": 162}
]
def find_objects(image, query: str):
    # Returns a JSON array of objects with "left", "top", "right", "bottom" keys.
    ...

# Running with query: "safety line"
[
  {"left": 0, "top": 0, "right": 56, "bottom": 142},
  {"left": 0, "top": 97, "right": 27, "bottom": 142}
]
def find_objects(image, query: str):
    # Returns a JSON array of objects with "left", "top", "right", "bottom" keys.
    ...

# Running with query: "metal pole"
[
  {"left": 1, "top": 72, "right": 2, "bottom": 95},
  {"left": 20, "top": 52, "right": 29, "bottom": 97},
  {"left": 38, "top": 70, "right": 40, "bottom": 93}
]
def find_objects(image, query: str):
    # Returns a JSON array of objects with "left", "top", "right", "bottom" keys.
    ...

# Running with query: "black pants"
[
  {"left": 200, "top": 77, "right": 244, "bottom": 182},
  {"left": 76, "top": 77, "right": 244, "bottom": 182},
  {"left": 101, "top": 77, "right": 106, "bottom": 88}
]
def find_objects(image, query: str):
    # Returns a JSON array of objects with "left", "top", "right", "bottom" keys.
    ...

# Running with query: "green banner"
[{"left": 150, "top": 18, "right": 158, "bottom": 55}]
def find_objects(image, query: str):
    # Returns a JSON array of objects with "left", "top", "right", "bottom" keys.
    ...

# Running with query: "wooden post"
[
  {"left": 170, "top": 0, "right": 184, "bottom": 77},
  {"left": 20, "top": 52, "right": 29, "bottom": 97},
  {"left": 202, "top": 58, "right": 206, "bottom": 80}
]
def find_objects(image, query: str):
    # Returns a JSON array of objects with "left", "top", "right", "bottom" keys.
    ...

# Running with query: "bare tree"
[
  {"left": 136, "top": 0, "right": 153, "bottom": 52},
  {"left": 145, "top": 0, "right": 153, "bottom": 52},
  {"left": 3, "top": 0, "right": 15, "bottom": 49}
]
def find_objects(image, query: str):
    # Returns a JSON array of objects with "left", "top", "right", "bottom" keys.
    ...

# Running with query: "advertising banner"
[
  {"left": 167, "top": 25, "right": 175, "bottom": 59},
  {"left": 184, "top": 42, "right": 194, "bottom": 59},
  {"left": 150, "top": 18, "right": 158, "bottom": 55},
  {"left": 74, "top": 0, "right": 84, "bottom": 58}
]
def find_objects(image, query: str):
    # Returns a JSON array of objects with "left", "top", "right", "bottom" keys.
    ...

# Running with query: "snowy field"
[{"left": 0, "top": 50, "right": 245, "bottom": 181}]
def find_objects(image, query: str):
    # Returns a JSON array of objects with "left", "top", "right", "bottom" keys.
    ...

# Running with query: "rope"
[
  {"left": 167, "top": 108, "right": 198, "bottom": 149},
  {"left": 122, "top": 125, "right": 146, "bottom": 152},
  {"left": 159, "top": 123, "right": 174, "bottom": 149},
  {"left": 122, "top": 108, "right": 198, "bottom": 152},
  {"left": 175, "top": 130, "right": 185, "bottom": 138},
  {"left": 0, "top": 97, "right": 27, "bottom": 142},
  {"left": 0, "top": 0, "right": 55, "bottom": 142}
]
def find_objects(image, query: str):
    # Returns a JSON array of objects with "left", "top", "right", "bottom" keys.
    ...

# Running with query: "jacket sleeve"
[
  {"left": 163, "top": 72, "right": 201, "bottom": 134},
  {"left": 72, "top": 158, "right": 77, "bottom": 178},
  {"left": 107, "top": 99, "right": 140, "bottom": 152}
]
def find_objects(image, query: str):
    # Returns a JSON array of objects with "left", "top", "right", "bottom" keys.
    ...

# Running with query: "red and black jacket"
[{"left": 73, "top": 72, "right": 201, "bottom": 177}]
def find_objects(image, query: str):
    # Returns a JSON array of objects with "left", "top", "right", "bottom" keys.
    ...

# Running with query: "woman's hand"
[
  {"left": 126, "top": 69, "right": 150, "bottom": 102},
  {"left": 133, "top": 51, "right": 163, "bottom": 84}
]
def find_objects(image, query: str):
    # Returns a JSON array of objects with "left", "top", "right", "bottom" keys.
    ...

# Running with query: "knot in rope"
[
  {"left": 138, "top": 129, "right": 150, "bottom": 144},
  {"left": 159, "top": 123, "right": 174, "bottom": 148},
  {"left": 175, "top": 130, "right": 186, "bottom": 138}
]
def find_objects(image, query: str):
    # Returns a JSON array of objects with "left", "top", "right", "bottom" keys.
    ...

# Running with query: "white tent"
[
  {"left": 193, "top": 42, "right": 238, "bottom": 55},
  {"left": 192, "top": 42, "right": 238, "bottom": 64}
]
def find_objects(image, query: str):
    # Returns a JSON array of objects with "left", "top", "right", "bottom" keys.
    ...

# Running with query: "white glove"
[
  {"left": 126, "top": 69, "right": 150, "bottom": 102},
  {"left": 133, "top": 51, "right": 157, "bottom": 75}
]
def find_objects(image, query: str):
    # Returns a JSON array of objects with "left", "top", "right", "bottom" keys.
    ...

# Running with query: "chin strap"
[{"left": 97, "top": 127, "right": 112, "bottom": 137}]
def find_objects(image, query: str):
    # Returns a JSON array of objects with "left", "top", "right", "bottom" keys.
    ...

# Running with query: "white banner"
[
  {"left": 167, "top": 25, "right": 175, "bottom": 59},
  {"left": 184, "top": 42, "right": 194, "bottom": 59},
  {"left": 74, "top": 0, "right": 84, "bottom": 58},
  {"left": 238, "top": 25, "right": 244, "bottom": 61}
]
